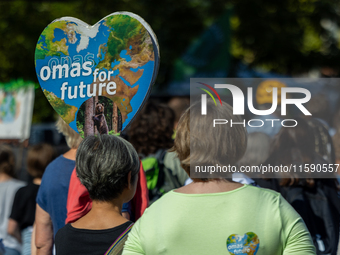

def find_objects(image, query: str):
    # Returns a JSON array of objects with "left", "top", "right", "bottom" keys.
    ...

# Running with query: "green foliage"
[
  {"left": 77, "top": 102, "right": 85, "bottom": 124},
  {"left": 77, "top": 121, "right": 85, "bottom": 138},
  {"left": 0, "top": 79, "right": 36, "bottom": 92},
  {"left": 108, "top": 129, "right": 116, "bottom": 135},
  {"left": 2, "top": 0, "right": 340, "bottom": 123},
  {"left": 0, "top": 0, "right": 222, "bottom": 123},
  {"left": 230, "top": 0, "right": 340, "bottom": 74}
]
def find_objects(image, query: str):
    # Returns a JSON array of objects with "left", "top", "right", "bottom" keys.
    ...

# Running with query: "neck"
[
  {"left": 0, "top": 172, "right": 12, "bottom": 182},
  {"left": 63, "top": 148, "right": 77, "bottom": 161},
  {"left": 71, "top": 199, "right": 128, "bottom": 230},
  {"left": 33, "top": 178, "right": 42, "bottom": 185},
  {"left": 176, "top": 178, "right": 243, "bottom": 194},
  {"left": 90, "top": 200, "right": 123, "bottom": 215}
]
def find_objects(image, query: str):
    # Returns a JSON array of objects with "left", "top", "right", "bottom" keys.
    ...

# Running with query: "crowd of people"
[{"left": 0, "top": 83, "right": 340, "bottom": 255}]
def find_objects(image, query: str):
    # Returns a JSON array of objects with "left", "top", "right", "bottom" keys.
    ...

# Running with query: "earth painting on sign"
[{"left": 35, "top": 12, "right": 159, "bottom": 136}]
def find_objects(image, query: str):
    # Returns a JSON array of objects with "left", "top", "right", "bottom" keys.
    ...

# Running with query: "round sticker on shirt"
[{"left": 226, "top": 232, "right": 259, "bottom": 255}]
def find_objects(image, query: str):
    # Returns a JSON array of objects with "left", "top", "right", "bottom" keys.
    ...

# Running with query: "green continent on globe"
[
  {"left": 94, "top": 14, "right": 155, "bottom": 125},
  {"left": 245, "top": 232, "right": 258, "bottom": 245},
  {"left": 43, "top": 89, "right": 77, "bottom": 124},
  {"left": 96, "top": 14, "right": 154, "bottom": 70},
  {"left": 227, "top": 234, "right": 237, "bottom": 244},
  {"left": 35, "top": 21, "right": 69, "bottom": 61}
]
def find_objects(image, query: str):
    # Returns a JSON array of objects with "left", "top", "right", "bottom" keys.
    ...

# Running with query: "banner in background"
[{"left": 0, "top": 80, "right": 35, "bottom": 140}]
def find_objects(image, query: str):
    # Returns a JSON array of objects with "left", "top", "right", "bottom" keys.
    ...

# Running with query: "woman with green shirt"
[{"left": 122, "top": 100, "right": 316, "bottom": 255}]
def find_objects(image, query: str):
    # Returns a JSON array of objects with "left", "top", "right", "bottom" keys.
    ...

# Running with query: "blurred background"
[
  {"left": 3, "top": 0, "right": 340, "bottom": 115},
  {"left": 2, "top": 0, "right": 340, "bottom": 178}
]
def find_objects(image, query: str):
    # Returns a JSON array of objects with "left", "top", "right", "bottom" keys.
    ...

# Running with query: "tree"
[
  {"left": 84, "top": 97, "right": 94, "bottom": 137},
  {"left": 112, "top": 102, "right": 118, "bottom": 133},
  {"left": 2, "top": 0, "right": 340, "bottom": 122},
  {"left": 230, "top": 0, "right": 340, "bottom": 74},
  {"left": 94, "top": 95, "right": 98, "bottom": 135}
]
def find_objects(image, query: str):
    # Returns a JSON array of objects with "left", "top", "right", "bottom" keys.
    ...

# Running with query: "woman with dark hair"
[
  {"left": 122, "top": 100, "right": 316, "bottom": 255},
  {"left": 55, "top": 135, "right": 140, "bottom": 255},
  {"left": 128, "top": 102, "right": 188, "bottom": 203}
]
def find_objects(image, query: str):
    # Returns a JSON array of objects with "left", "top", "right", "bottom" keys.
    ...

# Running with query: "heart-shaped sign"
[
  {"left": 35, "top": 12, "right": 159, "bottom": 137},
  {"left": 226, "top": 232, "right": 259, "bottom": 255}
]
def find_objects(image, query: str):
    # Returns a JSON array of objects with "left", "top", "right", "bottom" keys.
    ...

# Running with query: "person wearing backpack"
[{"left": 128, "top": 101, "right": 188, "bottom": 204}]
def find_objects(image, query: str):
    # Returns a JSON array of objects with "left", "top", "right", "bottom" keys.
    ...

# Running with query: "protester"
[
  {"left": 122, "top": 100, "right": 316, "bottom": 255},
  {"left": 128, "top": 101, "right": 188, "bottom": 203},
  {"left": 0, "top": 144, "right": 25, "bottom": 255},
  {"left": 35, "top": 117, "right": 82, "bottom": 254},
  {"left": 262, "top": 117, "right": 340, "bottom": 255},
  {"left": 8, "top": 144, "right": 55, "bottom": 255},
  {"left": 55, "top": 135, "right": 139, "bottom": 255},
  {"left": 185, "top": 132, "right": 271, "bottom": 186},
  {"left": 65, "top": 159, "right": 148, "bottom": 223}
]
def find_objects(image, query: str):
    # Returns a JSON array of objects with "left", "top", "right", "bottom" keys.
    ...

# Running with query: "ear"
[
  {"left": 102, "top": 103, "right": 105, "bottom": 106},
  {"left": 96, "top": 102, "right": 99, "bottom": 105}
]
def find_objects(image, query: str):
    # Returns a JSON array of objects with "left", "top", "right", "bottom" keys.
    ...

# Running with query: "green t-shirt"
[{"left": 122, "top": 185, "right": 316, "bottom": 255}]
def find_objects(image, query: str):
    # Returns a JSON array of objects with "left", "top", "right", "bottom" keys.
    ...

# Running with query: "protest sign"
[{"left": 35, "top": 12, "right": 159, "bottom": 137}]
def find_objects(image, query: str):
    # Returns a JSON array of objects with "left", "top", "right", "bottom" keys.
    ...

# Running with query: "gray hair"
[
  {"left": 76, "top": 135, "right": 140, "bottom": 201},
  {"left": 56, "top": 117, "right": 82, "bottom": 149},
  {"left": 172, "top": 99, "right": 247, "bottom": 179}
]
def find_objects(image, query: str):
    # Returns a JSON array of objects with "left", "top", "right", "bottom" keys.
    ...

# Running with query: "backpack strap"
[
  {"left": 104, "top": 223, "right": 134, "bottom": 255},
  {"left": 154, "top": 149, "right": 167, "bottom": 165},
  {"left": 154, "top": 149, "right": 167, "bottom": 193}
]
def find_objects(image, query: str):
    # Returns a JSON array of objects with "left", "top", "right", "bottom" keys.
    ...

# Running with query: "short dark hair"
[
  {"left": 27, "top": 144, "right": 55, "bottom": 178},
  {"left": 76, "top": 135, "right": 140, "bottom": 201},
  {"left": 0, "top": 144, "right": 15, "bottom": 177}
]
